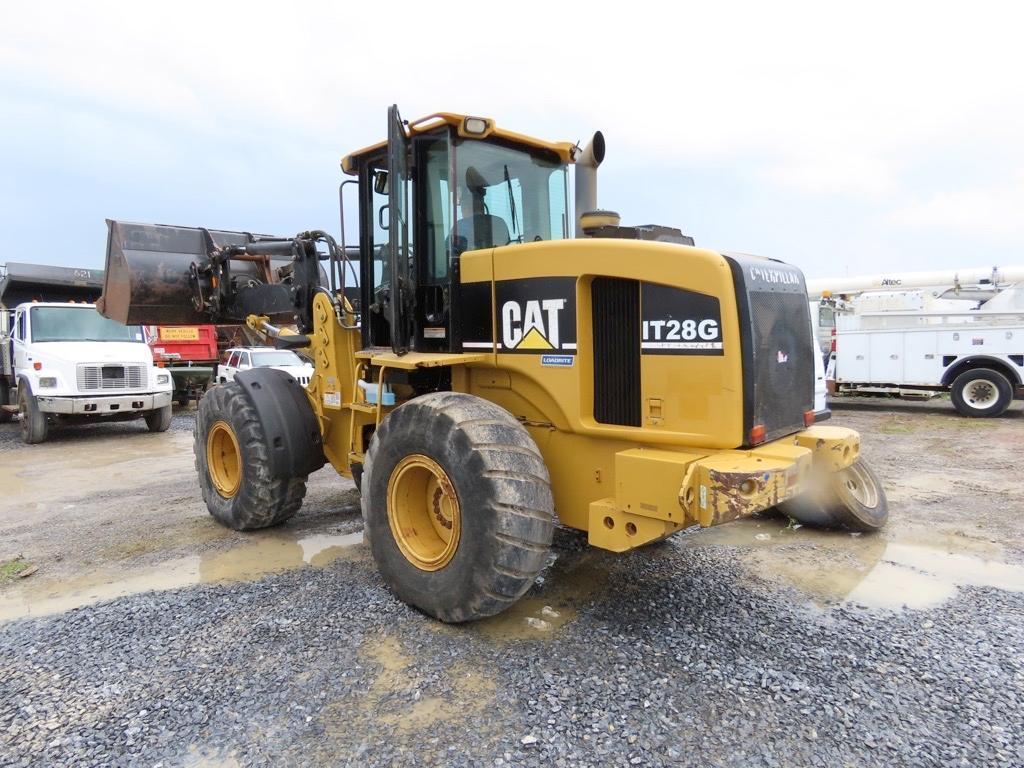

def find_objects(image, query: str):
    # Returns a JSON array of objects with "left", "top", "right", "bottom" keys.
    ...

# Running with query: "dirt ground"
[{"left": 0, "top": 398, "right": 1022, "bottom": 621}]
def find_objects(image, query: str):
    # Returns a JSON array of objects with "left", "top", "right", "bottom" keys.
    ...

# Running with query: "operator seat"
[{"left": 451, "top": 214, "right": 511, "bottom": 254}]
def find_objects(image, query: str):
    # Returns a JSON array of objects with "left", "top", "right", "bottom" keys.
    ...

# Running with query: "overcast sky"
[{"left": 2, "top": 1, "right": 1022, "bottom": 279}]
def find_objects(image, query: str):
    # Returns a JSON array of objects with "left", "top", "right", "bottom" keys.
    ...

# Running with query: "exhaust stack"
[{"left": 574, "top": 131, "right": 605, "bottom": 237}]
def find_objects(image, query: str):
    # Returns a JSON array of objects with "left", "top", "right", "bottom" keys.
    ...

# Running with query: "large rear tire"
[
  {"left": 18, "top": 386, "right": 48, "bottom": 444},
  {"left": 362, "top": 392, "right": 555, "bottom": 623},
  {"left": 145, "top": 404, "right": 173, "bottom": 432},
  {"left": 950, "top": 368, "right": 1012, "bottom": 417},
  {"left": 194, "top": 381, "right": 306, "bottom": 530},
  {"left": 779, "top": 458, "right": 889, "bottom": 533}
]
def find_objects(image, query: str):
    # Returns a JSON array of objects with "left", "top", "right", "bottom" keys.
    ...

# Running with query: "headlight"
[
  {"left": 157, "top": 374, "right": 170, "bottom": 385},
  {"left": 38, "top": 377, "right": 57, "bottom": 388}
]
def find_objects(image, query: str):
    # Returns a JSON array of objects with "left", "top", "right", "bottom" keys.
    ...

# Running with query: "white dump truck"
[
  {"left": 0, "top": 262, "right": 174, "bottom": 443},
  {"left": 809, "top": 266, "right": 1024, "bottom": 417}
]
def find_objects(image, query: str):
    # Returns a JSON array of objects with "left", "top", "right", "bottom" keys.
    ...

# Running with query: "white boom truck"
[
  {"left": 808, "top": 266, "right": 1024, "bottom": 417},
  {"left": 0, "top": 262, "right": 174, "bottom": 443}
]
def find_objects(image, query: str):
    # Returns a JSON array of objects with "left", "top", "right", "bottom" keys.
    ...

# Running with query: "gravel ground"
[{"left": 1, "top": 401, "right": 1022, "bottom": 767}]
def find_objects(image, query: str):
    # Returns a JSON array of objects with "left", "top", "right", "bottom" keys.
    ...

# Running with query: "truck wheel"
[
  {"left": 18, "top": 388, "right": 49, "bottom": 444},
  {"left": 362, "top": 392, "right": 555, "bottom": 623},
  {"left": 950, "top": 368, "right": 1012, "bottom": 417},
  {"left": 779, "top": 458, "right": 888, "bottom": 533},
  {"left": 145, "top": 404, "right": 173, "bottom": 432},
  {"left": 176, "top": 393, "right": 190, "bottom": 407},
  {"left": 194, "top": 381, "right": 306, "bottom": 530}
]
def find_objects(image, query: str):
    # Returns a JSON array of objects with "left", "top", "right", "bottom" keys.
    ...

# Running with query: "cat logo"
[{"left": 501, "top": 299, "right": 566, "bottom": 350}]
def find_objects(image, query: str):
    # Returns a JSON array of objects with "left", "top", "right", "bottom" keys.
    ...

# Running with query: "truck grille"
[
  {"left": 592, "top": 277, "right": 641, "bottom": 427},
  {"left": 77, "top": 364, "right": 146, "bottom": 391}
]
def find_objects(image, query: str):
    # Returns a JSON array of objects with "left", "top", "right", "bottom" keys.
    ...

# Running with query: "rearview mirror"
[{"left": 374, "top": 170, "right": 389, "bottom": 195}]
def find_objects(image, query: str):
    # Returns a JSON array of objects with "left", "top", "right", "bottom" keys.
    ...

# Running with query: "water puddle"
[
  {"left": 0, "top": 529, "right": 363, "bottom": 622},
  {"left": 683, "top": 517, "right": 1024, "bottom": 611},
  {"left": 472, "top": 551, "right": 607, "bottom": 642}
]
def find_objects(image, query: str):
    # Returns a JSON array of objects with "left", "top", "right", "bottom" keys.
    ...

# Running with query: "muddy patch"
[{"left": 321, "top": 633, "right": 497, "bottom": 740}]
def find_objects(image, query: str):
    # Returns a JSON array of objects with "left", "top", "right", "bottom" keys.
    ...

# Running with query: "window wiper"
[{"left": 503, "top": 165, "right": 521, "bottom": 243}]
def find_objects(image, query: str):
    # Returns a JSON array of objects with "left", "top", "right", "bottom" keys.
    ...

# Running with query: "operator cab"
[{"left": 341, "top": 108, "right": 574, "bottom": 355}]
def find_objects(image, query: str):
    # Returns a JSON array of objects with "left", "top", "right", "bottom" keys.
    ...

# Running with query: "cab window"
[
  {"left": 450, "top": 139, "right": 569, "bottom": 255},
  {"left": 418, "top": 135, "right": 453, "bottom": 282}
]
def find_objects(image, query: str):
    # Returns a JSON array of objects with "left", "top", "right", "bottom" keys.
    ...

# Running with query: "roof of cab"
[{"left": 340, "top": 112, "right": 578, "bottom": 175}]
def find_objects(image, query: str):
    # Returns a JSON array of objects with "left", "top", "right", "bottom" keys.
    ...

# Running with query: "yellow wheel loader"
[{"left": 98, "top": 106, "right": 888, "bottom": 622}]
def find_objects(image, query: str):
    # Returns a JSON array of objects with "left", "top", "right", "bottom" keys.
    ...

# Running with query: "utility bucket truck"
[
  {"left": 0, "top": 262, "right": 174, "bottom": 443},
  {"left": 810, "top": 266, "right": 1024, "bottom": 417},
  {"left": 98, "top": 107, "right": 889, "bottom": 622}
]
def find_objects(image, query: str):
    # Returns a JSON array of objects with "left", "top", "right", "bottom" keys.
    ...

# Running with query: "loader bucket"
[{"left": 98, "top": 219, "right": 294, "bottom": 326}]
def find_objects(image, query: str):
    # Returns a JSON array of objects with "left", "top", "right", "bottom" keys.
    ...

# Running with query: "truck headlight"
[
  {"left": 38, "top": 377, "right": 57, "bottom": 388},
  {"left": 157, "top": 374, "right": 170, "bottom": 385}
]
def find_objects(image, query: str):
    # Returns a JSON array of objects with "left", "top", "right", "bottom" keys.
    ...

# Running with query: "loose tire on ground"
[
  {"left": 194, "top": 381, "right": 307, "bottom": 530},
  {"left": 18, "top": 386, "right": 48, "bottom": 444},
  {"left": 362, "top": 392, "right": 555, "bottom": 623},
  {"left": 950, "top": 368, "right": 1013, "bottom": 418},
  {"left": 778, "top": 458, "right": 889, "bottom": 533},
  {"left": 145, "top": 404, "right": 173, "bottom": 432}
]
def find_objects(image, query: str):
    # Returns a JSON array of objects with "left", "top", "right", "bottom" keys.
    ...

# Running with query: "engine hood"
[{"left": 31, "top": 341, "right": 155, "bottom": 365}]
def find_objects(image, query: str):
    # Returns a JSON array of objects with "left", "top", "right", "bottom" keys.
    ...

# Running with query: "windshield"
[
  {"left": 449, "top": 139, "right": 569, "bottom": 257},
  {"left": 31, "top": 306, "right": 141, "bottom": 343},
  {"left": 251, "top": 350, "right": 306, "bottom": 367}
]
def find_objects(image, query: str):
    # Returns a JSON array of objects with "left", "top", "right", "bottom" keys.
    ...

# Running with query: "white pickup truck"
[
  {"left": 1, "top": 301, "right": 174, "bottom": 443},
  {"left": 216, "top": 347, "right": 314, "bottom": 387}
]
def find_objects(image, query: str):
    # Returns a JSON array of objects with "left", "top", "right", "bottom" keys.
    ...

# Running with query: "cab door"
[
  {"left": 386, "top": 104, "right": 413, "bottom": 354},
  {"left": 12, "top": 309, "right": 28, "bottom": 371}
]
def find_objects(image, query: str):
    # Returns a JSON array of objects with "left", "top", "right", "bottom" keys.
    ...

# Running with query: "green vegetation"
[{"left": 0, "top": 556, "right": 32, "bottom": 582}]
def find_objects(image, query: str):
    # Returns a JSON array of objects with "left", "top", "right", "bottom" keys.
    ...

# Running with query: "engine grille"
[
  {"left": 77, "top": 364, "right": 146, "bottom": 391},
  {"left": 725, "top": 253, "right": 814, "bottom": 445},
  {"left": 748, "top": 291, "right": 814, "bottom": 439},
  {"left": 592, "top": 277, "right": 641, "bottom": 427}
]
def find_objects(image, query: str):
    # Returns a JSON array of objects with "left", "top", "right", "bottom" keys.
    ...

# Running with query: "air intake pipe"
[{"left": 574, "top": 131, "right": 605, "bottom": 237}]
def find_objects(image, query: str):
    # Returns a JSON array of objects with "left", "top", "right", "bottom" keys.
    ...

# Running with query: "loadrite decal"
[
  {"left": 496, "top": 277, "right": 577, "bottom": 353},
  {"left": 641, "top": 283, "right": 724, "bottom": 355}
]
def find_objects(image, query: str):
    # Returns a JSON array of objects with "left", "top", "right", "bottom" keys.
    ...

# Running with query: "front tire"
[
  {"left": 18, "top": 387, "right": 48, "bottom": 444},
  {"left": 779, "top": 458, "right": 889, "bottom": 532},
  {"left": 362, "top": 392, "right": 555, "bottom": 623},
  {"left": 950, "top": 368, "right": 1012, "bottom": 417},
  {"left": 145, "top": 404, "right": 173, "bottom": 432},
  {"left": 194, "top": 381, "right": 307, "bottom": 530}
]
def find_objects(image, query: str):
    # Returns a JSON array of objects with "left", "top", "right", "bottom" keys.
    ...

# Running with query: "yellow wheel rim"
[
  {"left": 387, "top": 454, "right": 461, "bottom": 571},
  {"left": 207, "top": 420, "right": 242, "bottom": 498}
]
